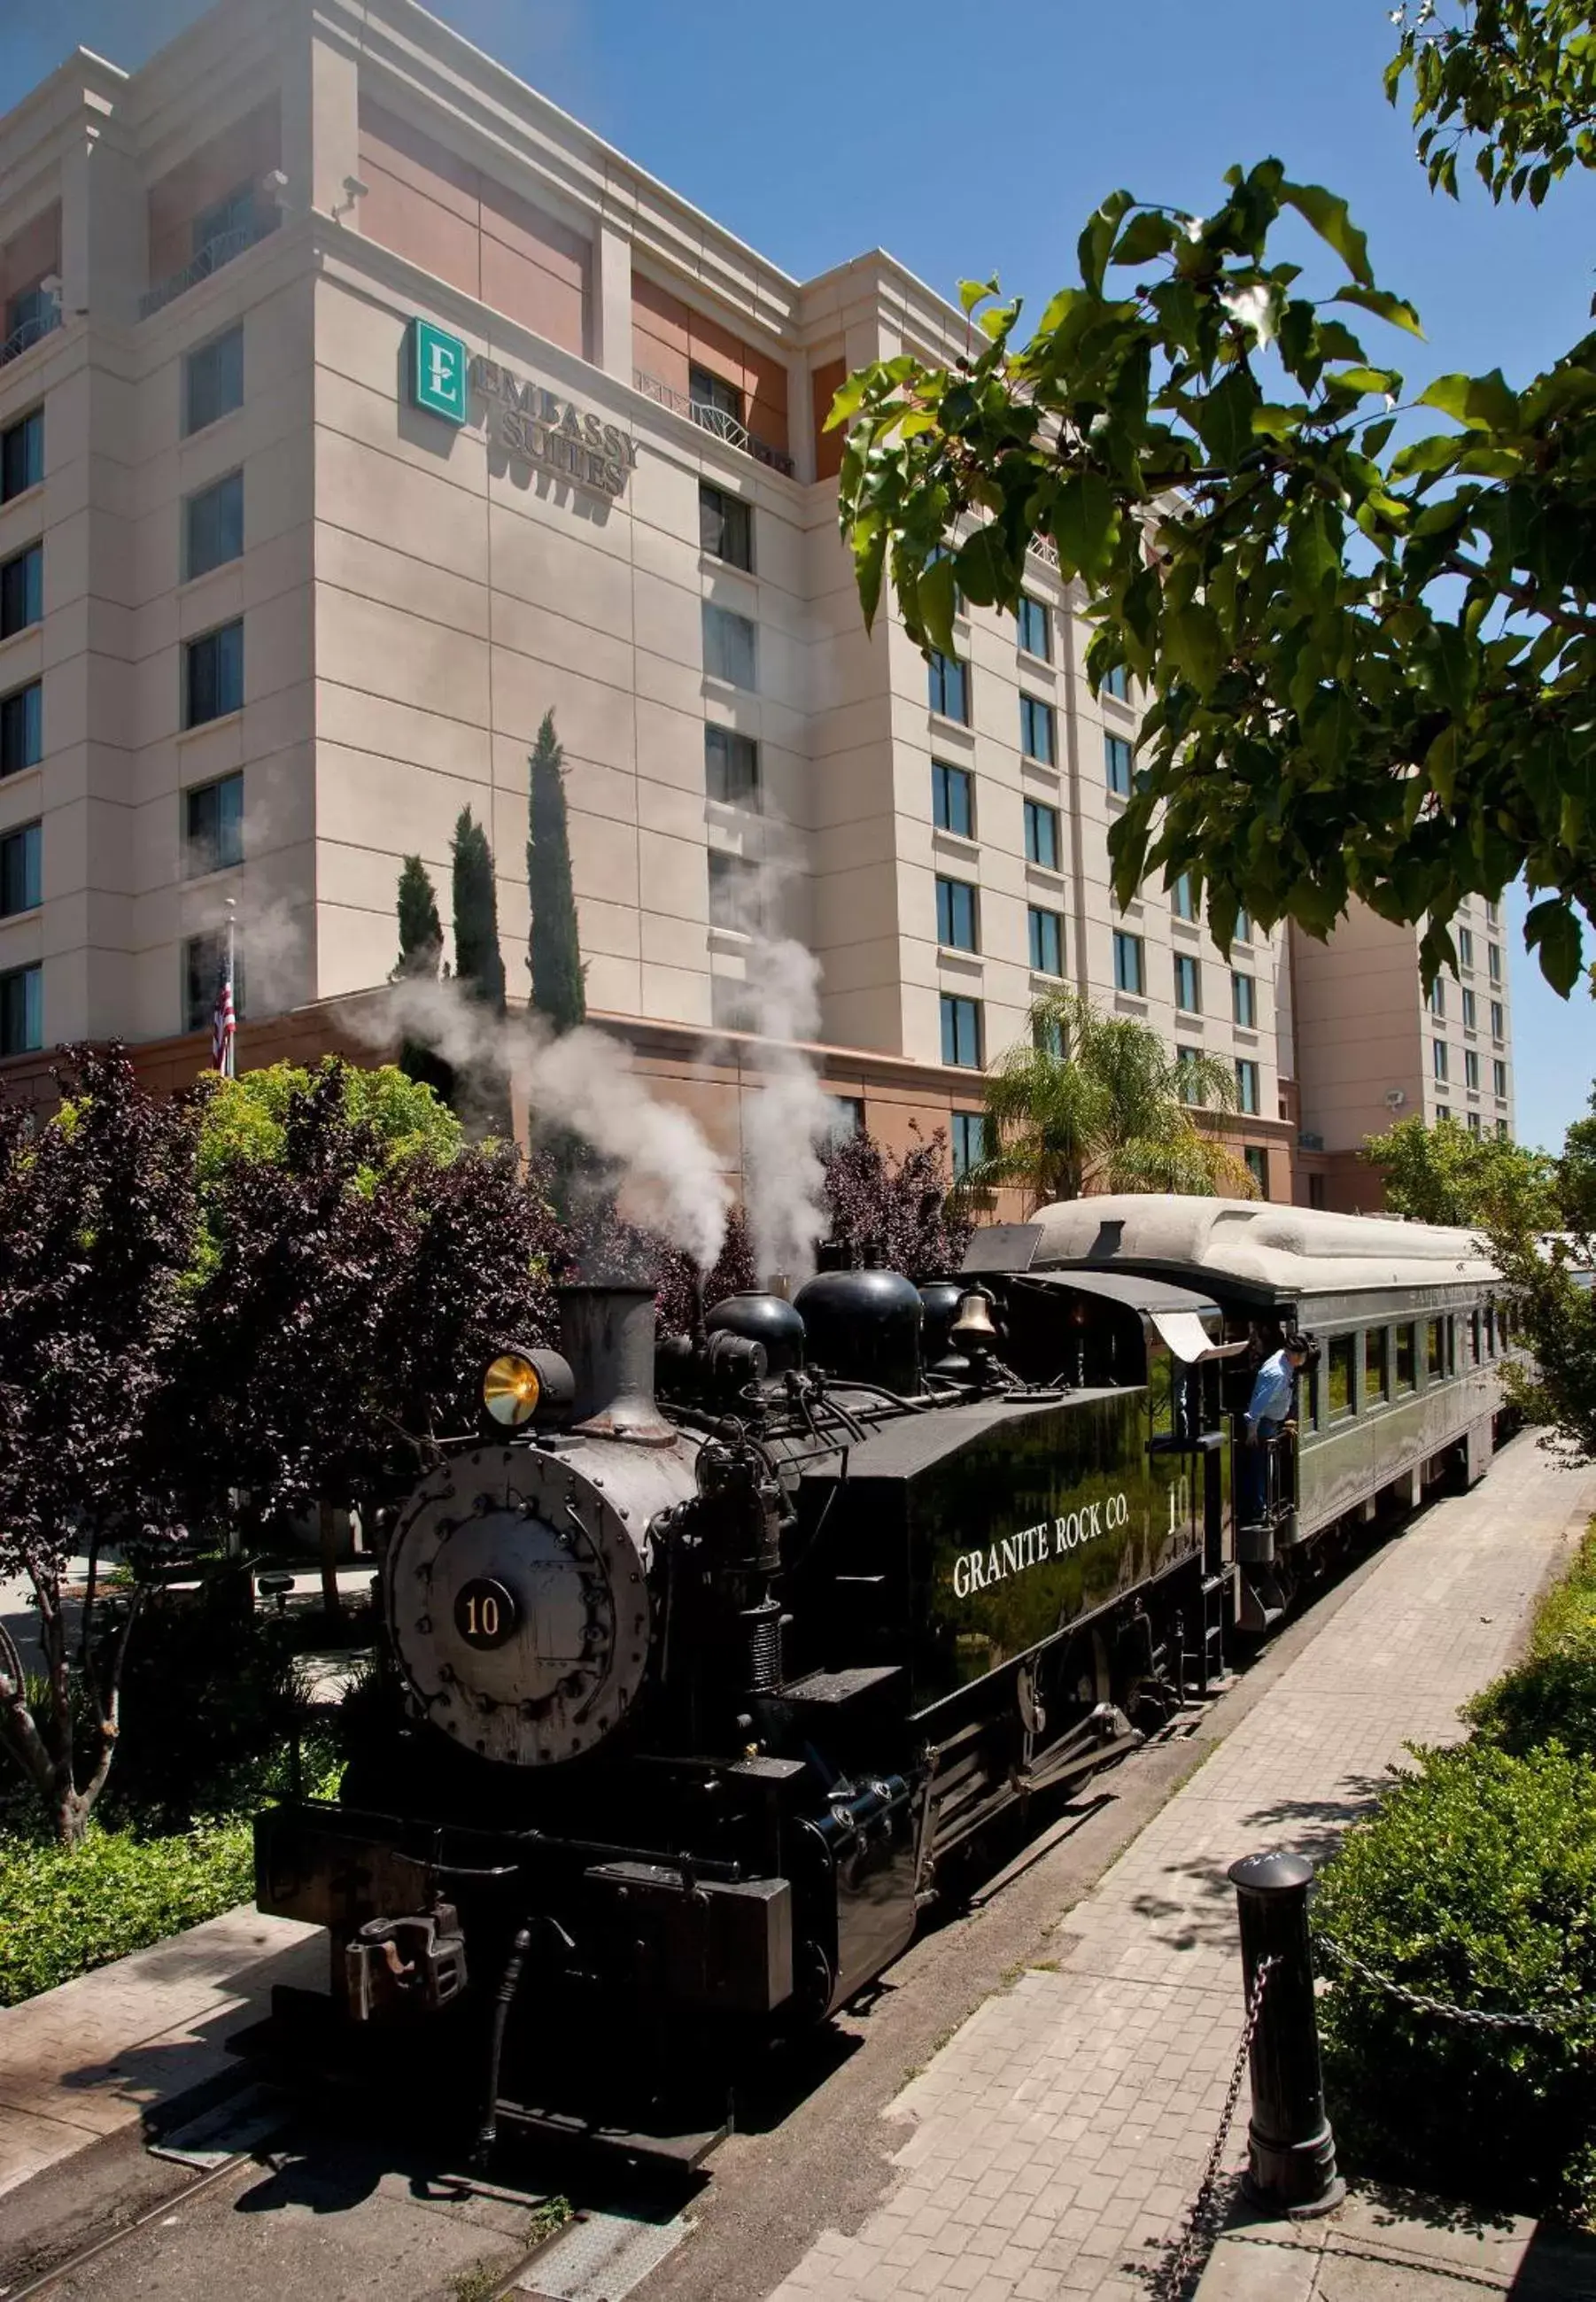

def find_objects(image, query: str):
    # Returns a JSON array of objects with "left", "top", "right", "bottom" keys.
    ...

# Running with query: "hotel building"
[{"left": 0, "top": 0, "right": 1508, "bottom": 1205}]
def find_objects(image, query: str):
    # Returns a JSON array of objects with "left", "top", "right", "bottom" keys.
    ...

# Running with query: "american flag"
[{"left": 211, "top": 957, "right": 236, "bottom": 1076}]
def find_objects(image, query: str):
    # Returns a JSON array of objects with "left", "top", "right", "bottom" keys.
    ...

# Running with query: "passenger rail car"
[{"left": 1005, "top": 1197, "right": 1526, "bottom": 1627}]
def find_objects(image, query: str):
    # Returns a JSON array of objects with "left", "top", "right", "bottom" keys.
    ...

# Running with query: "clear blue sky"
[{"left": 6, "top": 0, "right": 1594, "bottom": 1149}]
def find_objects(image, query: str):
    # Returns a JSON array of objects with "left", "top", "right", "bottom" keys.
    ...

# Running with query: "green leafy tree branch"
[{"left": 833, "top": 11, "right": 1596, "bottom": 996}]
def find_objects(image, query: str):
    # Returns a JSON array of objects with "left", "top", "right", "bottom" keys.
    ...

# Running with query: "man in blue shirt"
[{"left": 1239, "top": 1333, "right": 1310, "bottom": 1526}]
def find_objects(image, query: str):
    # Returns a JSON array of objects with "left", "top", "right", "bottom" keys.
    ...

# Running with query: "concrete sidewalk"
[
  {"left": 1198, "top": 2188, "right": 1596, "bottom": 2298},
  {"left": 0, "top": 1904, "right": 319, "bottom": 2199},
  {"left": 756, "top": 1435, "right": 1596, "bottom": 2302}
]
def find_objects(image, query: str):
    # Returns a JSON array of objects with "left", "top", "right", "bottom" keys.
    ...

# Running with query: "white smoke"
[
  {"left": 358, "top": 976, "right": 732, "bottom": 1268},
  {"left": 706, "top": 843, "right": 836, "bottom": 1286}
]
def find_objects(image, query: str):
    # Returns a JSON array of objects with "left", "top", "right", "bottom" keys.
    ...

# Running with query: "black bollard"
[{"left": 1227, "top": 1849, "right": 1344, "bottom": 2219}]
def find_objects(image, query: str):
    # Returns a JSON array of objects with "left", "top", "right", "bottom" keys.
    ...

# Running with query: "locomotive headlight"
[{"left": 484, "top": 1351, "right": 542, "bottom": 1427}]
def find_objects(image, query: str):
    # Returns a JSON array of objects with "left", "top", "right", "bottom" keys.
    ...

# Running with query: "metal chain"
[
  {"left": 1313, "top": 1932, "right": 1596, "bottom": 2037},
  {"left": 1150, "top": 1954, "right": 1278, "bottom": 2302}
]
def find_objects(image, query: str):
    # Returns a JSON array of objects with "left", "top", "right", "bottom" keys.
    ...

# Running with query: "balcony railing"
[
  {"left": 633, "top": 368, "right": 795, "bottom": 477},
  {"left": 1028, "top": 532, "right": 1060, "bottom": 570},
  {"left": 140, "top": 213, "right": 278, "bottom": 321},
  {"left": 0, "top": 298, "right": 62, "bottom": 371}
]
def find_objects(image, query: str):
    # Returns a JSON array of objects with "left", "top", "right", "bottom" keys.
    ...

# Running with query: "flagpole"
[{"left": 224, "top": 896, "right": 237, "bottom": 1079}]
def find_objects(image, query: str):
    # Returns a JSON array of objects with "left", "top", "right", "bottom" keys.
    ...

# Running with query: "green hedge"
[
  {"left": 0, "top": 1821, "right": 254, "bottom": 2009},
  {"left": 1314, "top": 1523, "right": 1596, "bottom": 2219}
]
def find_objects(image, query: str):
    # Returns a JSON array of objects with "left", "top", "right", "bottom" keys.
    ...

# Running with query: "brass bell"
[{"left": 950, "top": 1287, "right": 1000, "bottom": 1349}]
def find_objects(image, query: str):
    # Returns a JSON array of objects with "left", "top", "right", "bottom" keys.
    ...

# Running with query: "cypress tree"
[
  {"left": 526, "top": 710, "right": 585, "bottom": 1034},
  {"left": 391, "top": 855, "right": 452, "bottom": 1104},
  {"left": 451, "top": 808, "right": 507, "bottom": 1012},
  {"left": 450, "top": 808, "right": 508, "bottom": 1135}
]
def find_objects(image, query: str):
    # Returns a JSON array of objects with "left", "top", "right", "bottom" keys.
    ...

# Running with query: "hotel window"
[
  {"left": 1488, "top": 941, "right": 1502, "bottom": 982},
  {"left": 941, "top": 992, "right": 982, "bottom": 1068},
  {"left": 1428, "top": 976, "right": 1445, "bottom": 1019},
  {"left": 1019, "top": 693, "right": 1055, "bottom": 764},
  {"left": 1468, "top": 1111, "right": 1482, "bottom": 1135},
  {"left": 0, "top": 822, "right": 41, "bottom": 916},
  {"left": 1432, "top": 1039, "right": 1449, "bottom": 1083},
  {"left": 1364, "top": 1328, "right": 1390, "bottom": 1401},
  {"left": 1028, "top": 905, "right": 1063, "bottom": 975},
  {"left": 1024, "top": 798, "right": 1059, "bottom": 869},
  {"left": 936, "top": 876, "right": 978, "bottom": 952},
  {"left": 1461, "top": 986, "right": 1476, "bottom": 1030},
  {"left": 1485, "top": 899, "right": 1499, "bottom": 927},
  {"left": 1308, "top": 1174, "right": 1326, "bottom": 1209},
  {"left": 1233, "top": 971, "right": 1257, "bottom": 1027},
  {"left": 1034, "top": 1009, "right": 1065, "bottom": 1056},
  {"left": 184, "top": 932, "right": 245, "bottom": 1034},
  {"left": 0, "top": 962, "right": 42, "bottom": 1055},
  {"left": 1497, "top": 1118, "right": 1509, "bottom": 1138},
  {"left": 1176, "top": 1047, "right": 1204, "bottom": 1104},
  {"left": 702, "top": 603, "right": 756, "bottom": 689},
  {"left": 927, "top": 650, "right": 969, "bottom": 724},
  {"left": 1172, "top": 872, "right": 1196, "bottom": 921},
  {"left": 184, "top": 773, "right": 244, "bottom": 876},
  {"left": 0, "top": 543, "right": 43, "bottom": 639},
  {"left": 184, "top": 325, "right": 244, "bottom": 436},
  {"left": 706, "top": 726, "right": 760, "bottom": 808},
  {"left": 184, "top": 618, "right": 244, "bottom": 727},
  {"left": 1017, "top": 593, "right": 1050, "bottom": 660},
  {"left": 1104, "top": 662, "right": 1129, "bottom": 701},
  {"left": 1174, "top": 952, "right": 1201, "bottom": 1013},
  {"left": 1436, "top": 1105, "right": 1451, "bottom": 1122},
  {"left": 688, "top": 363, "right": 743, "bottom": 428},
  {"left": 1236, "top": 1058, "right": 1260, "bottom": 1114},
  {"left": 1395, "top": 1322, "right": 1417, "bottom": 1393},
  {"left": 828, "top": 1097, "right": 864, "bottom": 1141},
  {"left": 1490, "top": 999, "right": 1504, "bottom": 1040},
  {"left": 1493, "top": 1058, "right": 1507, "bottom": 1098},
  {"left": 1104, "top": 732, "right": 1133, "bottom": 797},
  {"left": 708, "top": 849, "right": 762, "bottom": 932},
  {"left": 699, "top": 482, "right": 752, "bottom": 570},
  {"left": 1458, "top": 926, "right": 1475, "bottom": 969},
  {"left": 1, "top": 408, "right": 43, "bottom": 502},
  {"left": 0, "top": 681, "right": 41, "bottom": 777},
  {"left": 932, "top": 759, "right": 973, "bottom": 837},
  {"left": 184, "top": 470, "right": 244, "bottom": 581},
  {"left": 1235, "top": 908, "right": 1252, "bottom": 944},
  {"left": 951, "top": 1110, "right": 989, "bottom": 1176},
  {"left": 1113, "top": 930, "right": 1144, "bottom": 996},
  {"left": 1465, "top": 1049, "right": 1480, "bottom": 1091}
]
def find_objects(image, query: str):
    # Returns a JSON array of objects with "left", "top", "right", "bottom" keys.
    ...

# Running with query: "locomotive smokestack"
[{"left": 557, "top": 1284, "right": 675, "bottom": 1445}]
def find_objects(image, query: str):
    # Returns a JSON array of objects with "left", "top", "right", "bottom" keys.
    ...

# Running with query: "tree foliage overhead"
[
  {"left": 965, "top": 988, "right": 1258, "bottom": 1208},
  {"left": 527, "top": 710, "right": 585, "bottom": 1035},
  {"left": 1368, "top": 1112, "right": 1564, "bottom": 1229},
  {"left": 1390, "top": 0, "right": 1596, "bottom": 202},
  {"left": 833, "top": 10, "right": 1596, "bottom": 996}
]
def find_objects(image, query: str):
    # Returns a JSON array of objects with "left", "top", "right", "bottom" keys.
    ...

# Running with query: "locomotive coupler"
[{"left": 345, "top": 1902, "right": 467, "bottom": 2021}]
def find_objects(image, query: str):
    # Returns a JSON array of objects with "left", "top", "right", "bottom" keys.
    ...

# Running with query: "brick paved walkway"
[{"left": 763, "top": 1436, "right": 1596, "bottom": 2302}]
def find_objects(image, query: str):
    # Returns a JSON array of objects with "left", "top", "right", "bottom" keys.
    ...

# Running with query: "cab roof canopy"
[{"left": 1018, "top": 1195, "right": 1499, "bottom": 1310}]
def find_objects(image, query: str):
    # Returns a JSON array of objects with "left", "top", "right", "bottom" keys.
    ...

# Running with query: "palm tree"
[{"left": 961, "top": 988, "right": 1258, "bottom": 1208}]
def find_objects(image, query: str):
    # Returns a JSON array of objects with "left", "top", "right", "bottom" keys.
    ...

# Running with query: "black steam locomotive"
[{"left": 254, "top": 1245, "right": 1238, "bottom": 2151}]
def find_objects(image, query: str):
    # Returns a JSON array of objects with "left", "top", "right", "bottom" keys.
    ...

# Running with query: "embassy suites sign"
[{"left": 407, "top": 317, "right": 639, "bottom": 499}]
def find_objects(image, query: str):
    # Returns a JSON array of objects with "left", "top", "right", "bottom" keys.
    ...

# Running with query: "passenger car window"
[
  {"left": 1363, "top": 1329, "right": 1389, "bottom": 1402},
  {"left": 1327, "top": 1335, "right": 1355, "bottom": 1421},
  {"left": 1395, "top": 1324, "right": 1416, "bottom": 1393}
]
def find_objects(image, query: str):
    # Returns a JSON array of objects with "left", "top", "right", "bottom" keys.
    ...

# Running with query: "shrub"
[
  {"left": 0, "top": 1821, "right": 254, "bottom": 2007},
  {"left": 1313, "top": 1738, "right": 1596, "bottom": 2217},
  {"left": 1466, "top": 1522, "right": 1596, "bottom": 1762}
]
